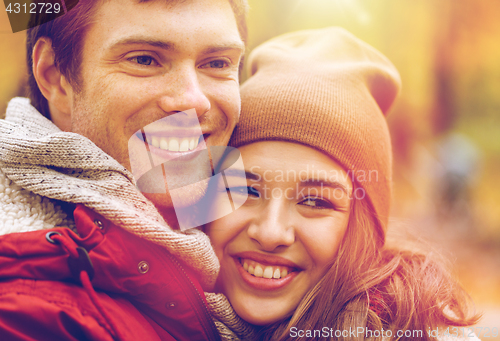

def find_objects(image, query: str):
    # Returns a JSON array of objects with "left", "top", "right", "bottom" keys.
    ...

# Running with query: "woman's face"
[{"left": 206, "top": 141, "right": 352, "bottom": 325}]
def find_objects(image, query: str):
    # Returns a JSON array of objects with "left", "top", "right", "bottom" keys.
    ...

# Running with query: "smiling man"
[
  {"left": 35, "top": 0, "right": 245, "bottom": 225},
  {"left": 0, "top": 0, "right": 247, "bottom": 339}
]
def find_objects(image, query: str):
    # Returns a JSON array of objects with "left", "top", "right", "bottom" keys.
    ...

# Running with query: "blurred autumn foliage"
[{"left": 1, "top": 0, "right": 499, "bottom": 333}]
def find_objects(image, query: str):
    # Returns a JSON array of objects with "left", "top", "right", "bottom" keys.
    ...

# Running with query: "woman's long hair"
[{"left": 256, "top": 194, "right": 480, "bottom": 340}]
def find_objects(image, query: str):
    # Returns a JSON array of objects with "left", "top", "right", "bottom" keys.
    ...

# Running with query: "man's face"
[{"left": 68, "top": 0, "right": 244, "bottom": 214}]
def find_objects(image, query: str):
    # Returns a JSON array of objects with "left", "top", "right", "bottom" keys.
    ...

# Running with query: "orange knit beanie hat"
[{"left": 229, "top": 27, "right": 401, "bottom": 239}]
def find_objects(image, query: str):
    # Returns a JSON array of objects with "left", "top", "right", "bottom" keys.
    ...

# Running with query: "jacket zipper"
[{"left": 168, "top": 253, "right": 222, "bottom": 341}]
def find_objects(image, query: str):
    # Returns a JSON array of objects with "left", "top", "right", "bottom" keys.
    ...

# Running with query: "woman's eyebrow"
[
  {"left": 220, "top": 168, "right": 260, "bottom": 181},
  {"left": 299, "top": 179, "right": 349, "bottom": 194}
]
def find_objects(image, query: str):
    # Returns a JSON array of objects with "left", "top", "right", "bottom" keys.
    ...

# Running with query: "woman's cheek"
[{"left": 299, "top": 220, "right": 347, "bottom": 267}]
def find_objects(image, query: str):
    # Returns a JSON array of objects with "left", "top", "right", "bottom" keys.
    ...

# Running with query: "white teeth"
[
  {"left": 160, "top": 137, "right": 168, "bottom": 150},
  {"left": 149, "top": 135, "right": 201, "bottom": 152},
  {"left": 241, "top": 258, "right": 293, "bottom": 279},
  {"left": 168, "top": 138, "right": 179, "bottom": 152},
  {"left": 254, "top": 265, "right": 264, "bottom": 278},
  {"left": 263, "top": 266, "right": 273, "bottom": 279},
  {"left": 273, "top": 268, "right": 280, "bottom": 279},
  {"left": 152, "top": 136, "right": 159, "bottom": 148},
  {"left": 191, "top": 137, "right": 200, "bottom": 150},
  {"left": 179, "top": 139, "right": 189, "bottom": 152}
]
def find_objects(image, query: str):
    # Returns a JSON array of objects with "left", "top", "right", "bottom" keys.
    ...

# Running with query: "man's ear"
[{"left": 32, "top": 37, "right": 74, "bottom": 131}]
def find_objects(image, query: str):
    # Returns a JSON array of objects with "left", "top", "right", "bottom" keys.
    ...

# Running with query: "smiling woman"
[
  {"left": 205, "top": 27, "right": 480, "bottom": 341},
  {"left": 208, "top": 141, "right": 352, "bottom": 325}
]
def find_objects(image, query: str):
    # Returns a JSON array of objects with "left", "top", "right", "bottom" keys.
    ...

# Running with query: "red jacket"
[{"left": 0, "top": 204, "right": 221, "bottom": 341}]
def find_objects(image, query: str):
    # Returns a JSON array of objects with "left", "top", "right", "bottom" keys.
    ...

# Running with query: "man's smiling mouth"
[{"left": 137, "top": 133, "right": 208, "bottom": 152}]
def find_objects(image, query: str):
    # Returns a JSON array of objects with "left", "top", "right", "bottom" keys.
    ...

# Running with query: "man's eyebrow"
[
  {"left": 107, "top": 38, "right": 244, "bottom": 55},
  {"left": 108, "top": 37, "right": 175, "bottom": 51},
  {"left": 202, "top": 42, "right": 245, "bottom": 55},
  {"left": 300, "top": 179, "right": 349, "bottom": 194},
  {"left": 221, "top": 168, "right": 260, "bottom": 181}
]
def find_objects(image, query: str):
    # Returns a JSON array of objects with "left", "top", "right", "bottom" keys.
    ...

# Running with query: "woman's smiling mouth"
[
  {"left": 232, "top": 252, "right": 302, "bottom": 291},
  {"left": 240, "top": 258, "right": 294, "bottom": 279}
]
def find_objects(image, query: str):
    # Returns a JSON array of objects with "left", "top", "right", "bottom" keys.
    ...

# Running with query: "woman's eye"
[
  {"left": 300, "top": 198, "right": 334, "bottom": 209},
  {"left": 226, "top": 186, "right": 260, "bottom": 198},
  {"left": 247, "top": 187, "right": 260, "bottom": 197},
  {"left": 201, "top": 60, "right": 229, "bottom": 69},
  {"left": 130, "top": 56, "right": 156, "bottom": 66}
]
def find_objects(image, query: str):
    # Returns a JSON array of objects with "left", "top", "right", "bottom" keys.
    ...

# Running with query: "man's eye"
[
  {"left": 299, "top": 198, "right": 334, "bottom": 209},
  {"left": 130, "top": 56, "right": 156, "bottom": 66},
  {"left": 201, "top": 60, "right": 229, "bottom": 69}
]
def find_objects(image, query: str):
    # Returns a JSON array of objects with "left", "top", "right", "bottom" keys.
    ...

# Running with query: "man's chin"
[{"left": 142, "top": 178, "right": 210, "bottom": 228}]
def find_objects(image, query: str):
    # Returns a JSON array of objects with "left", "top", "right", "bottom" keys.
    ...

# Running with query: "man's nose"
[
  {"left": 158, "top": 65, "right": 211, "bottom": 117},
  {"left": 247, "top": 199, "right": 295, "bottom": 252}
]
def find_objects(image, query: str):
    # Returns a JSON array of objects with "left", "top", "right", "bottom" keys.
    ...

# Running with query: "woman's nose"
[{"left": 246, "top": 199, "right": 295, "bottom": 252}]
